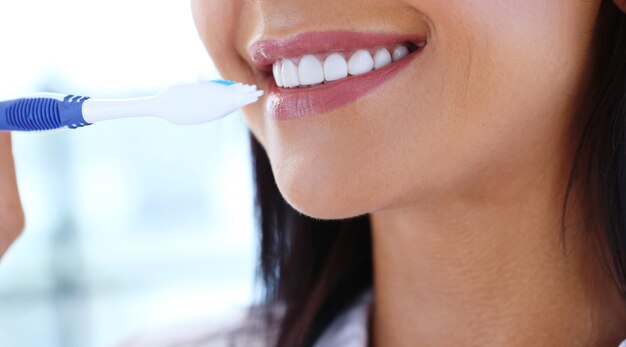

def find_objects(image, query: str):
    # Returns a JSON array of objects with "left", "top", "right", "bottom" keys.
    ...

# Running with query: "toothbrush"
[{"left": 0, "top": 80, "right": 263, "bottom": 131}]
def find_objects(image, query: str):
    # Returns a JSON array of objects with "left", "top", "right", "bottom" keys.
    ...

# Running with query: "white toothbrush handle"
[
  {"left": 82, "top": 97, "right": 156, "bottom": 123},
  {"left": 85, "top": 81, "right": 263, "bottom": 125}
]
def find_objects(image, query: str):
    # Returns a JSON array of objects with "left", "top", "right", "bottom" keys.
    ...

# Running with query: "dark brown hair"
[{"left": 249, "top": 2, "right": 626, "bottom": 346}]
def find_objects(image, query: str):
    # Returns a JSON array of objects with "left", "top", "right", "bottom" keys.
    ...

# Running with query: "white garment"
[{"left": 313, "top": 290, "right": 373, "bottom": 347}]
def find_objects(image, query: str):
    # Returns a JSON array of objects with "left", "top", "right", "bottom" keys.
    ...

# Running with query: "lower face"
[{"left": 193, "top": 0, "right": 601, "bottom": 219}]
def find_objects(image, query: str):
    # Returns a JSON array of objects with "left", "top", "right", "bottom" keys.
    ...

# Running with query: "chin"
[
  {"left": 273, "top": 169, "right": 376, "bottom": 221},
  {"left": 281, "top": 189, "right": 371, "bottom": 221}
]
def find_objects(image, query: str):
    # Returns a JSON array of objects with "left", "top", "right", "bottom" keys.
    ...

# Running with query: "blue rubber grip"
[{"left": 0, "top": 95, "right": 91, "bottom": 131}]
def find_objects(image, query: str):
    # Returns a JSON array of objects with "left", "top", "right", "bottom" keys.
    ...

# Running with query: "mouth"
[{"left": 248, "top": 31, "right": 427, "bottom": 120}]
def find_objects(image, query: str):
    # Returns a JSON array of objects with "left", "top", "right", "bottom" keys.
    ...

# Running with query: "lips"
[{"left": 248, "top": 31, "right": 427, "bottom": 120}]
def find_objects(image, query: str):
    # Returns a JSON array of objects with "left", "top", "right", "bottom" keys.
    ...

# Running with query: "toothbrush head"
[{"left": 152, "top": 81, "right": 263, "bottom": 125}]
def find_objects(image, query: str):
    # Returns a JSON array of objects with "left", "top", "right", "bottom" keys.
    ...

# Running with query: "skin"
[
  {"left": 0, "top": 133, "right": 24, "bottom": 260},
  {"left": 2, "top": 0, "right": 626, "bottom": 345},
  {"left": 191, "top": 0, "right": 626, "bottom": 346}
]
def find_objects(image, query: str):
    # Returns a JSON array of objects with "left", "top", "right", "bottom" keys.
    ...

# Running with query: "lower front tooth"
[
  {"left": 282, "top": 59, "right": 300, "bottom": 88},
  {"left": 298, "top": 55, "right": 325, "bottom": 85},
  {"left": 348, "top": 49, "right": 375, "bottom": 76}
]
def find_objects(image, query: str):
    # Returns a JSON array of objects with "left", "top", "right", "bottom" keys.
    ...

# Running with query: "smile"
[
  {"left": 248, "top": 32, "right": 427, "bottom": 120},
  {"left": 272, "top": 43, "right": 418, "bottom": 88}
]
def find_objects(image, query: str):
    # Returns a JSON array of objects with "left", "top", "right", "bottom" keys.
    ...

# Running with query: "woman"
[
  {"left": 191, "top": 0, "right": 626, "bottom": 345},
  {"left": 4, "top": 0, "right": 626, "bottom": 346}
]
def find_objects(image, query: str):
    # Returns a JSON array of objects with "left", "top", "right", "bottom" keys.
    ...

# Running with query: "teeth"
[
  {"left": 272, "top": 44, "right": 413, "bottom": 88},
  {"left": 324, "top": 53, "right": 348, "bottom": 82},
  {"left": 281, "top": 59, "right": 300, "bottom": 88},
  {"left": 348, "top": 49, "right": 374, "bottom": 76},
  {"left": 298, "top": 54, "right": 325, "bottom": 85},
  {"left": 393, "top": 46, "right": 409, "bottom": 62},
  {"left": 273, "top": 60, "right": 284, "bottom": 87},
  {"left": 373, "top": 48, "right": 392, "bottom": 69}
]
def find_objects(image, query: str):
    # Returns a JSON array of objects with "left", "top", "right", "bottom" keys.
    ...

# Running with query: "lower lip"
[{"left": 265, "top": 49, "right": 421, "bottom": 121}]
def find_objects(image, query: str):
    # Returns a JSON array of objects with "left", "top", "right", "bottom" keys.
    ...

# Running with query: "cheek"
[
  {"left": 431, "top": 0, "right": 593, "bottom": 131},
  {"left": 424, "top": 0, "right": 597, "bottom": 102},
  {"left": 408, "top": 0, "right": 599, "bottom": 171},
  {"left": 417, "top": 1, "right": 601, "bottom": 205},
  {"left": 192, "top": 0, "right": 255, "bottom": 84},
  {"left": 192, "top": 0, "right": 265, "bottom": 145}
]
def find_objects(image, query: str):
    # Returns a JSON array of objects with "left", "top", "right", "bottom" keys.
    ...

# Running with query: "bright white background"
[{"left": 0, "top": 1, "right": 257, "bottom": 347}]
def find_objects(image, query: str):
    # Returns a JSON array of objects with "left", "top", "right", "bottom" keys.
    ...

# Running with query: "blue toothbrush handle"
[{"left": 0, "top": 95, "right": 92, "bottom": 131}]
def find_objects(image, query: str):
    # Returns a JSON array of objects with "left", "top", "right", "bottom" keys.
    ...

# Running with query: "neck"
[{"left": 370, "top": 170, "right": 626, "bottom": 346}]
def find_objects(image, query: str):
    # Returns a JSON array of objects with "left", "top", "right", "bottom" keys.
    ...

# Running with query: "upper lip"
[{"left": 247, "top": 31, "right": 426, "bottom": 73}]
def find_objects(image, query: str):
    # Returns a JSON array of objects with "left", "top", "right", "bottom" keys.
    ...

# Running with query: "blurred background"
[{"left": 0, "top": 1, "right": 258, "bottom": 346}]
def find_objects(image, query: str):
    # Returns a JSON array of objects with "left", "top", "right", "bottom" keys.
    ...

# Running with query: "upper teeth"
[{"left": 272, "top": 44, "right": 412, "bottom": 88}]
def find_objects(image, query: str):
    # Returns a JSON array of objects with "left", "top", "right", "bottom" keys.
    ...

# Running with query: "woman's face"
[{"left": 192, "top": 0, "right": 601, "bottom": 219}]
